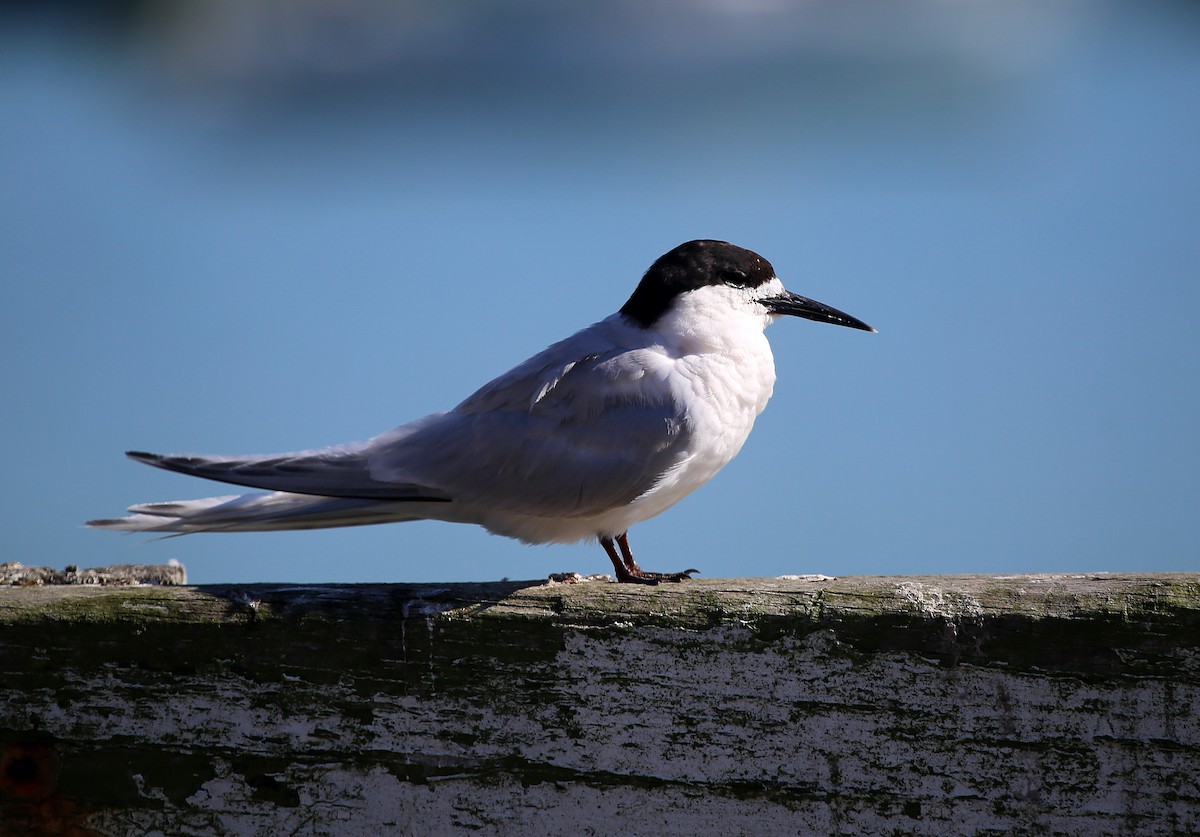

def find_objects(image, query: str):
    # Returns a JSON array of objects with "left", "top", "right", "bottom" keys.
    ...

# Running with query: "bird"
[{"left": 89, "top": 240, "right": 874, "bottom": 583}]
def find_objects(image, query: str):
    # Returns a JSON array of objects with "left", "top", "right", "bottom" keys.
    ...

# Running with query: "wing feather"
[
  {"left": 365, "top": 322, "right": 692, "bottom": 516},
  {"left": 126, "top": 316, "right": 691, "bottom": 518}
]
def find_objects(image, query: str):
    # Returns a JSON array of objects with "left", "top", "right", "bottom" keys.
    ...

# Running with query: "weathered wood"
[
  {"left": 0, "top": 561, "right": 187, "bottom": 586},
  {"left": 1, "top": 573, "right": 1198, "bottom": 836}
]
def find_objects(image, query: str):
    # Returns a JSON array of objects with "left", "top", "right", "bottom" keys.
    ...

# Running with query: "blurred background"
[{"left": 2, "top": 0, "right": 1197, "bottom": 584}]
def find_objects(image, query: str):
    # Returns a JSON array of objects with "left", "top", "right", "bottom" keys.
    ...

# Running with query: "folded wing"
[{"left": 119, "top": 323, "right": 691, "bottom": 522}]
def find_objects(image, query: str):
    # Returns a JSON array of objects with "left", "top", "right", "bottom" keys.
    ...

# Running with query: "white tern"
[{"left": 90, "top": 240, "right": 874, "bottom": 583}]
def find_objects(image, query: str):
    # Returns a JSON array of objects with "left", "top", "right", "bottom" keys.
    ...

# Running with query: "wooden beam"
[{"left": 2, "top": 573, "right": 1198, "bottom": 835}]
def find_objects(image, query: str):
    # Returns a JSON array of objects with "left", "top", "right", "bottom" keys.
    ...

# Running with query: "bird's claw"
[
  {"left": 615, "top": 567, "right": 700, "bottom": 585},
  {"left": 600, "top": 534, "right": 699, "bottom": 584}
]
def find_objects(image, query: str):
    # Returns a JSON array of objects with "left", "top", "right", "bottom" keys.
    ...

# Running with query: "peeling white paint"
[
  {"left": 896, "top": 580, "right": 984, "bottom": 618},
  {"left": 2, "top": 576, "right": 1198, "bottom": 836}
]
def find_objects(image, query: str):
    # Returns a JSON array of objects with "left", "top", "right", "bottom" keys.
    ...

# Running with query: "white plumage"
[{"left": 90, "top": 240, "right": 872, "bottom": 583}]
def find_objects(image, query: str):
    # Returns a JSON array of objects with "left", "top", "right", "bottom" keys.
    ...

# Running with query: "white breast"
[
  {"left": 571, "top": 283, "right": 780, "bottom": 538},
  {"left": 437, "top": 282, "right": 784, "bottom": 545}
]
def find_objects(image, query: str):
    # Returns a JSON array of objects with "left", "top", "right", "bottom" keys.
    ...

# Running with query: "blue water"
[{"left": 2, "top": 1, "right": 1197, "bottom": 582}]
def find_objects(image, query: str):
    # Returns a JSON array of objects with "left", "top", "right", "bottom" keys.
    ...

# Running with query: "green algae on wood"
[{"left": 1, "top": 573, "right": 1198, "bottom": 836}]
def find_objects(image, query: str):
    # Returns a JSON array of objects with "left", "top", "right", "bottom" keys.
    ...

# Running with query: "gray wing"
[
  {"left": 128, "top": 321, "right": 693, "bottom": 517},
  {"left": 123, "top": 444, "right": 453, "bottom": 501},
  {"left": 363, "top": 331, "right": 694, "bottom": 517}
]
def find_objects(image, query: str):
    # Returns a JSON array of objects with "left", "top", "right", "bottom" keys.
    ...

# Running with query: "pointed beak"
[{"left": 761, "top": 291, "right": 876, "bottom": 333}]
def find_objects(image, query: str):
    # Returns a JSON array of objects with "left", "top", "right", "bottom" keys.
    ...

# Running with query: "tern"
[{"left": 90, "top": 240, "right": 874, "bottom": 583}]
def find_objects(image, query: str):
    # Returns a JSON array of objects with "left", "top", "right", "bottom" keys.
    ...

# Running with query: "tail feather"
[
  {"left": 87, "top": 491, "right": 424, "bottom": 534},
  {"left": 130, "top": 496, "right": 242, "bottom": 517},
  {"left": 90, "top": 445, "right": 454, "bottom": 535},
  {"left": 126, "top": 449, "right": 451, "bottom": 502}
]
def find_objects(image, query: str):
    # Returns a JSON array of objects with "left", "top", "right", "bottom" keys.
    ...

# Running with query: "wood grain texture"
[{"left": 1, "top": 573, "right": 1198, "bottom": 836}]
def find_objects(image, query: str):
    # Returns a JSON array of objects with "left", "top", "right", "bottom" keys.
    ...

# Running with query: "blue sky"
[{"left": 2, "top": 2, "right": 1197, "bottom": 583}]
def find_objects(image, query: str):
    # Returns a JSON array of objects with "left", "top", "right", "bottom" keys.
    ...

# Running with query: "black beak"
[{"left": 761, "top": 291, "right": 876, "bottom": 333}]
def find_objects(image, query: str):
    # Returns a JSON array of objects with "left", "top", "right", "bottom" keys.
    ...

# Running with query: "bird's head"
[{"left": 620, "top": 240, "right": 875, "bottom": 335}]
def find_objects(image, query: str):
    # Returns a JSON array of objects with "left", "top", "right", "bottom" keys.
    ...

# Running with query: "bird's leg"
[
  {"left": 599, "top": 533, "right": 699, "bottom": 585},
  {"left": 599, "top": 536, "right": 629, "bottom": 579}
]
